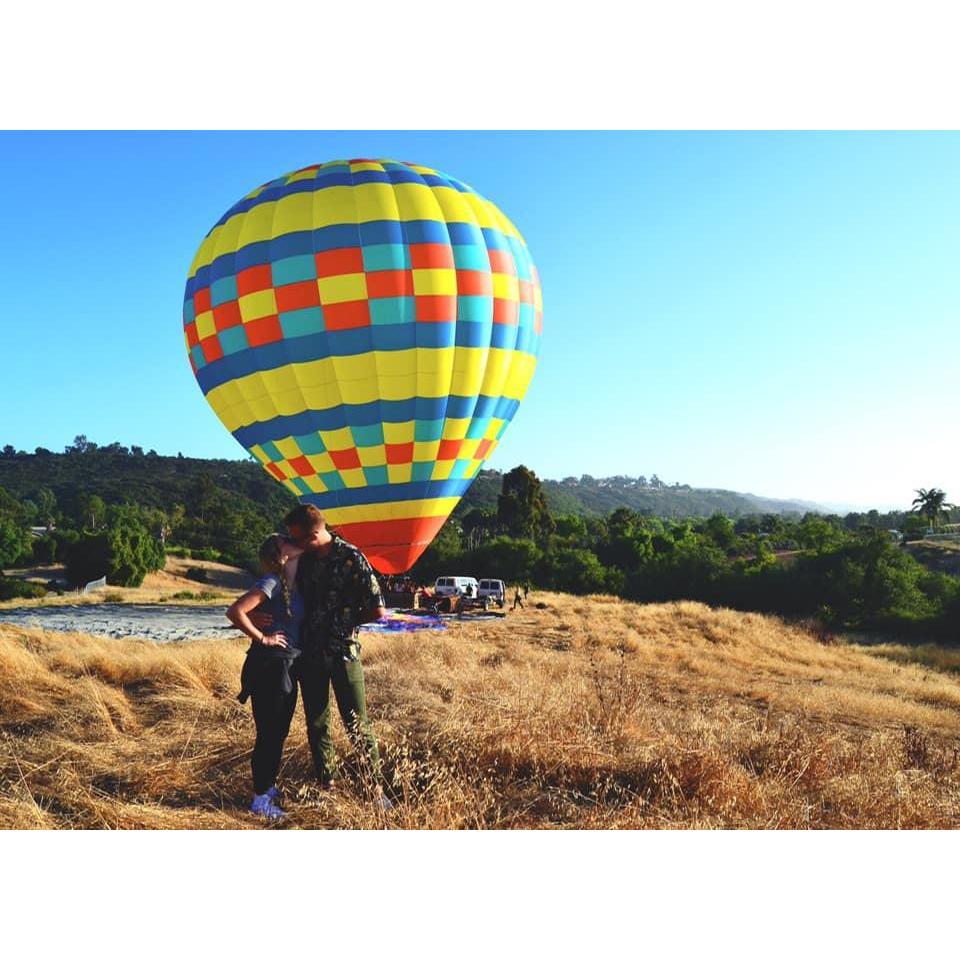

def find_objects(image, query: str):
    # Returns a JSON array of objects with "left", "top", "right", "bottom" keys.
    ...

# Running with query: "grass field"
[{"left": 2, "top": 592, "right": 959, "bottom": 829}]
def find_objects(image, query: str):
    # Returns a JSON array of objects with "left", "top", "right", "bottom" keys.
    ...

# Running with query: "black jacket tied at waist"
[{"left": 237, "top": 643, "right": 302, "bottom": 704}]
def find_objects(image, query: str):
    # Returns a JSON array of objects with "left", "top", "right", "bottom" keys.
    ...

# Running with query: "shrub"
[
  {"left": 170, "top": 589, "right": 220, "bottom": 601},
  {"left": 0, "top": 515, "right": 32, "bottom": 568},
  {"left": 185, "top": 567, "right": 209, "bottom": 583},
  {"left": 536, "top": 548, "right": 611, "bottom": 595},
  {"left": 65, "top": 533, "right": 111, "bottom": 587},
  {"left": 31, "top": 535, "right": 58, "bottom": 565},
  {"left": 471, "top": 537, "right": 542, "bottom": 584},
  {"left": 0, "top": 578, "right": 47, "bottom": 601},
  {"left": 796, "top": 536, "right": 934, "bottom": 628},
  {"left": 53, "top": 528, "right": 79, "bottom": 556},
  {"left": 65, "top": 515, "right": 165, "bottom": 588}
]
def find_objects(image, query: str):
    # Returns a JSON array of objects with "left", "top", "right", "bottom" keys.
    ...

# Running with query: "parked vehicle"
[
  {"left": 434, "top": 576, "right": 480, "bottom": 598},
  {"left": 477, "top": 579, "right": 506, "bottom": 607}
]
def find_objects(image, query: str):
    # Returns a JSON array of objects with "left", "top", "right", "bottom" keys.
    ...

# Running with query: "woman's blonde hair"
[{"left": 258, "top": 533, "right": 292, "bottom": 618}]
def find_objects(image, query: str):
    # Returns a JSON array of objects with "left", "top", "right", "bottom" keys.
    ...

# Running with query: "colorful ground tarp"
[{"left": 360, "top": 610, "right": 447, "bottom": 633}]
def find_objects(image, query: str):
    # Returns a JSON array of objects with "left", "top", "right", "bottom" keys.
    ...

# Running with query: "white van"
[
  {"left": 434, "top": 576, "right": 479, "bottom": 598},
  {"left": 477, "top": 579, "right": 506, "bottom": 607}
]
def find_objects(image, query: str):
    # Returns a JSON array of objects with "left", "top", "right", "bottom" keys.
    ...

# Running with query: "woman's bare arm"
[{"left": 227, "top": 590, "right": 288, "bottom": 648}]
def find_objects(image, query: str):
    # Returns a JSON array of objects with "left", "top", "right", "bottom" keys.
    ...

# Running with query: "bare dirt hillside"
[{"left": 1, "top": 593, "right": 958, "bottom": 829}]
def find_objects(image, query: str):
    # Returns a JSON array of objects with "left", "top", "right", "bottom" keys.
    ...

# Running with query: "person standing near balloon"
[
  {"left": 227, "top": 533, "right": 304, "bottom": 820},
  {"left": 283, "top": 504, "right": 390, "bottom": 805}
]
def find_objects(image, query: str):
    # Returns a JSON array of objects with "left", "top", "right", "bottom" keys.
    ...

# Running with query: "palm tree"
[{"left": 911, "top": 488, "right": 955, "bottom": 532}]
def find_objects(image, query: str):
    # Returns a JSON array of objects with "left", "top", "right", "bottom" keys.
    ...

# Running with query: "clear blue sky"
[{"left": 1, "top": 131, "right": 957, "bottom": 511}]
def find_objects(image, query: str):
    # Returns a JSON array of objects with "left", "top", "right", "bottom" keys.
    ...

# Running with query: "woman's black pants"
[{"left": 249, "top": 660, "right": 298, "bottom": 795}]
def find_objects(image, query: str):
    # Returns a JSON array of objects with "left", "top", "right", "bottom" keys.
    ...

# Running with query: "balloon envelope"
[{"left": 183, "top": 159, "right": 542, "bottom": 572}]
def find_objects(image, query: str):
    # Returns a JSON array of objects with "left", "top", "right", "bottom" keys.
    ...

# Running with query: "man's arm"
[{"left": 352, "top": 550, "right": 385, "bottom": 625}]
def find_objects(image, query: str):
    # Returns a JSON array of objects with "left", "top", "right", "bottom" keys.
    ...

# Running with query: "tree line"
[
  {"left": 3, "top": 438, "right": 834, "bottom": 520},
  {"left": 1, "top": 444, "right": 958, "bottom": 640},
  {"left": 411, "top": 467, "right": 960, "bottom": 639}
]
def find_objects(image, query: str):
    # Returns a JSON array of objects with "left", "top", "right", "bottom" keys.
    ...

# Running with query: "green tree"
[
  {"left": 735, "top": 516, "right": 762, "bottom": 535},
  {"left": 65, "top": 511, "right": 165, "bottom": 587},
  {"left": 460, "top": 507, "right": 496, "bottom": 550},
  {"left": 472, "top": 536, "right": 542, "bottom": 584},
  {"left": 802, "top": 534, "right": 933, "bottom": 627},
  {"left": 65, "top": 533, "right": 111, "bottom": 585},
  {"left": 35, "top": 487, "right": 57, "bottom": 529},
  {"left": 911, "top": 488, "right": 954, "bottom": 533},
  {"left": 537, "top": 547, "right": 611, "bottom": 595},
  {"left": 703, "top": 513, "right": 737, "bottom": 551},
  {"left": 497, "top": 465, "right": 554, "bottom": 541},
  {"left": 0, "top": 515, "right": 31, "bottom": 568},
  {"left": 553, "top": 514, "right": 589, "bottom": 540},
  {"left": 0, "top": 488, "right": 32, "bottom": 568},
  {"left": 746, "top": 537, "right": 777, "bottom": 571},
  {"left": 76, "top": 493, "right": 106, "bottom": 531},
  {"left": 797, "top": 516, "right": 842, "bottom": 553},
  {"left": 191, "top": 472, "right": 218, "bottom": 523},
  {"left": 596, "top": 523, "right": 651, "bottom": 571},
  {"left": 66, "top": 434, "right": 96, "bottom": 455},
  {"left": 31, "top": 535, "right": 59, "bottom": 565},
  {"left": 900, "top": 514, "right": 927, "bottom": 541}
]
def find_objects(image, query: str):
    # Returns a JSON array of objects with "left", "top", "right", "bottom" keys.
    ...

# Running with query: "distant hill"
[
  {"left": 457, "top": 470, "right": 823, "bottom": 518},
  {"left": 0, "top": 446, "right": 294, "bottom": 519},
  {"left": 0, "top": 447, "right": 824, "bottom": 520}
]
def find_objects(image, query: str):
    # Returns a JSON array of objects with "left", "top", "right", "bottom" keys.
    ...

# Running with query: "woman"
[{"left": 227, "top": 534, "right": 304, "bottom": 820}]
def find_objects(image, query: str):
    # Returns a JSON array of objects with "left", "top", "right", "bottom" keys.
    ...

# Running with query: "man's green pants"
[{"left": 298, "top": 653, "right": 382, "bottom": 784}]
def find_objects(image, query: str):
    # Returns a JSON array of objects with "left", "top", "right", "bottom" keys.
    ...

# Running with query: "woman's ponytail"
[{"left": 258, "top": 533, "right": 293, "bottom": 618}]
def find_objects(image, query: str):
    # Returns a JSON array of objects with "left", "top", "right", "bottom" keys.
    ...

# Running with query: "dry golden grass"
[{"left": 2, "top": 592, "right": 959, "bottom": 829}]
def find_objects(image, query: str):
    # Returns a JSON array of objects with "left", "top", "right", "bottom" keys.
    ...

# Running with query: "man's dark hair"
[{"left": 284, "top": 504, "right": 326, "bottom": 532}]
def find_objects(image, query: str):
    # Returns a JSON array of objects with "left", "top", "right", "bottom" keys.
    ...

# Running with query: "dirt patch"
[{"left": 161, "top": 557, "right": 252, "bottom": 591}]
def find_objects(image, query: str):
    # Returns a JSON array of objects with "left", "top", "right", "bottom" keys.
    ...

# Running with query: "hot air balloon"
[{"left": 182, "top": 159, "right": 542, "bottom": 573}]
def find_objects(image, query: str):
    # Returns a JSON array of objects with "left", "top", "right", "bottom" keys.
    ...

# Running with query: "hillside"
[
  {"left": 462, "top": 469, "right": 820, "bottom": 517},
  {"left": 0, "top": 447, "right": 821, "bottom": 521},
  {"left": 905, "top": 540, "right": 960, "bottom": 577},
  {"left": 2, "top": 593, "right": 959, "bottom": 828},
  {"left": 0, "top": 447, "right": 293, "bottom": 519}
]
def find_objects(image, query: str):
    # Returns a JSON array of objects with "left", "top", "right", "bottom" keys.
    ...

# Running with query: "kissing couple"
[{"left": 227, "top": 504, "right": 390, "bottom": 820}]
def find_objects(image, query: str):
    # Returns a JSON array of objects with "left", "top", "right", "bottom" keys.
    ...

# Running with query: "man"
[{"left": 283, "top": 504, "right": 388, "bottom": 803}]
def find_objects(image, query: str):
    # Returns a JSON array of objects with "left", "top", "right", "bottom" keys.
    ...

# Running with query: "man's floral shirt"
[{"left": 296, "top": 533, "right": 384, "bottom": 660}]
